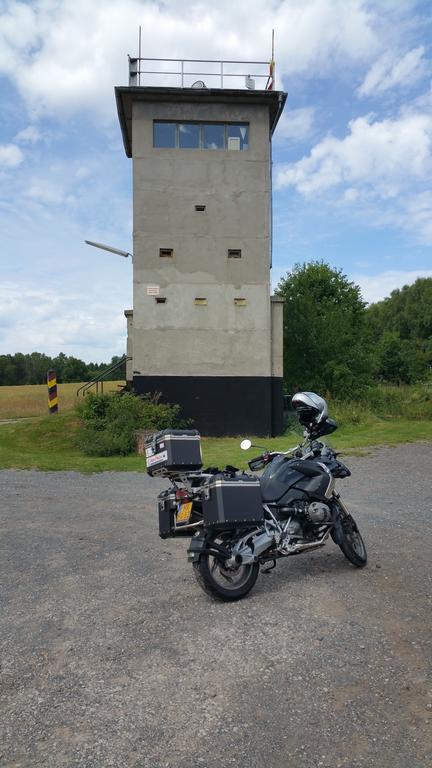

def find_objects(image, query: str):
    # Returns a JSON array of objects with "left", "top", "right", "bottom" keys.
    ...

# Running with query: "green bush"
[
  {"left": 76, "top": 392, "right": 186, "bottom": 456},
  {"left": 326, "top": 383, "right": 432, "bottom": 428}
]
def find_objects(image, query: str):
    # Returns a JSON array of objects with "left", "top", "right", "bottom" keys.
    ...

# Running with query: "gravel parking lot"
[{"left": 1, "top": 442, "right": 431, "bottom": 768}]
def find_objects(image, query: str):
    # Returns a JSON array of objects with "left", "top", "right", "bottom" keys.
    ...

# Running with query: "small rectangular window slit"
[
  {"left": 228, "top": 249, "right": 242, "bottom": 259},
  {"left": 195, "top": 204, "right": 206, "bottom": 211},
  {"left": 194, "top": 297, "right": 208, "bottom": 306},
  {"left": 155, "top": 297, "right": 166, "bottom": 304},
  {"left": 159, "top": 248, "right": 173, "bottom": 258},
  {"left": 234, "top": 298, "right": 247, "bottom": 307}
]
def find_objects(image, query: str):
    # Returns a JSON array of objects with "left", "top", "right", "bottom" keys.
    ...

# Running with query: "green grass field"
[
  {"left": 0, "top": 381, "right": 124, "bottom": 420},
  {"left": 0, "top": 408, "right": 430, "bottom": 473}
]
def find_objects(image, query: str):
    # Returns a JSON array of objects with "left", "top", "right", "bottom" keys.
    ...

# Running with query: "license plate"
[{"left": 176, "top": 502, "right": 192, "bottom": 524}]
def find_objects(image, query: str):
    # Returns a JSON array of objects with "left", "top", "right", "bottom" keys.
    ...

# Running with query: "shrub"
[{"left": 76, "top": 392, "right": 186, "bottom": 456}]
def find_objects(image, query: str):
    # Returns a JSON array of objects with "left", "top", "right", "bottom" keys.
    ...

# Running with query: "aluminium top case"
[{"left": 145, "top": 429, "right": 203, "bottom": 477}]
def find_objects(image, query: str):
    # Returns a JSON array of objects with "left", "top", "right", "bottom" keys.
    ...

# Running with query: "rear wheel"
[
  {"left": 331, "top": 500, "right": 367, "bottom": 568},
  {"left": 192, "top": 533, "right": 259, "bottom": 601}
]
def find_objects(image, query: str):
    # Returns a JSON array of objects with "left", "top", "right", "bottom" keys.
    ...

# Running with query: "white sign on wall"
[{"left": 147, "top": 285, "right": 160, "bottom": 296}]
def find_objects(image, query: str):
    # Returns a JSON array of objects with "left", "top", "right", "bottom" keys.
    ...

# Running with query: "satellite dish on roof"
[{"left": 191, "top": 80, "right": 207, "bottom": 89}]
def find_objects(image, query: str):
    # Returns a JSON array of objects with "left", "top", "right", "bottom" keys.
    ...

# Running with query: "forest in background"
[
  {"left": 276, "top": 263, "right": 432, "bottom": 399},
  {"left": 0, "top": 352, "right": 125, "bottom": 386}
]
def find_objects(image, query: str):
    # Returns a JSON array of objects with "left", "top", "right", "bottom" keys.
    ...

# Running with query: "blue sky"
[{"left": 1, "top": 0, "right": 432, "bottom": 362}]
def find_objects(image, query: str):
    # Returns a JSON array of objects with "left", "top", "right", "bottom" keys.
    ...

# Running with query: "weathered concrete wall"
[{"left": 131, "top": 98, "right": 273, "bottom": 378}]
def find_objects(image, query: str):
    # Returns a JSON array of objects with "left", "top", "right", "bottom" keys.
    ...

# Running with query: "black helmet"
[{"left": 291, "top": 391, "right": 328, "bottom": 427}]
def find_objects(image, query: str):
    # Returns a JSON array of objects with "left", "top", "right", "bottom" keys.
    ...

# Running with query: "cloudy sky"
[{"left": 1, "top": 0, "right": 432, "bottom": 362}]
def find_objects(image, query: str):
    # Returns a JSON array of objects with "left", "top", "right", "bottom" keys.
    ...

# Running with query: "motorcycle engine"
[{"left": 305, "top": 502, "right": 331, "bottom": 524}]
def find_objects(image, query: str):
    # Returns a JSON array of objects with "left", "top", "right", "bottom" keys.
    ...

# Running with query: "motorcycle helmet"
[{"left": 291, "top": 391, "right": 328, "bottom": 427}]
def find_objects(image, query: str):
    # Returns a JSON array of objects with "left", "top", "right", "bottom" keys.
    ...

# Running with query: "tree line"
[
  {"left": 276, "top": 263, "right": 432, "bottom": 398},
  {"left": 0, "top": 352, "right": 126, "bottom": 386}
]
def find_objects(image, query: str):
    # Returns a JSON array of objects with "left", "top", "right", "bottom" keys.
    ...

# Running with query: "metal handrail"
[
  {"left": 76, "top": 355, "right": 131, "bottom": 397},
  {"left": 128, "top": 56, "right": 274, "bottom": 89}
]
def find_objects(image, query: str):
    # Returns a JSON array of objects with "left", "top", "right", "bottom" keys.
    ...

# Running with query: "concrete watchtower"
[{"left": 116, "top": 57, "right": 286, "bottom": 436}]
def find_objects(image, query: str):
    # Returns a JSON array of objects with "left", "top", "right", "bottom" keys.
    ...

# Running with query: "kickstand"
[{"left": 261, "top": 559, "right": 277, "bottom": 574}]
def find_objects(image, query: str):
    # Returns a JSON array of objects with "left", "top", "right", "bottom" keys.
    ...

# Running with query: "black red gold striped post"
[{"left": 47, "top": 369, "right": 58, "bottom": 414}]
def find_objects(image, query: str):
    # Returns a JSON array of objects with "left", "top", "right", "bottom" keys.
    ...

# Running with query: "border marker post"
[{"left": 47, "top": 369, "right": 58, "bottom": 414}]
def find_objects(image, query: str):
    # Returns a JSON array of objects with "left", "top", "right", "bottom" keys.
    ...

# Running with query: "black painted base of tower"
[{"left": 133, "top": 375, "right": 284, "bottom": 436}]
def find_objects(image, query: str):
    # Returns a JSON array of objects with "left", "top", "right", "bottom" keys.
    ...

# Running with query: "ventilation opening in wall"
[
  {"left": 155, "top": 297, "right": 166, "bottom": 304},
  {"left": 228, "top": 249, "right": 242, "bottom": 259},
  {"left": 195, "top": 204, "right": 206, "bottom": 211},
  {"left": 159, "top": 248, "right": 173, "bottom": 258},
  {"left": 194, "top": 297, "right": 208, "bottom": 306},
  {"left": 234, "top": 297, "right": 247, "bottom": 307}
]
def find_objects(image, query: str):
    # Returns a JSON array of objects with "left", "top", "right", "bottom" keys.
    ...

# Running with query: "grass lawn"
[
  {"left": 0, "top": 411, "right": 430, "bottom": 473},
  {"left": 0, "top": 381, "right": 124, "bottom": 420}
]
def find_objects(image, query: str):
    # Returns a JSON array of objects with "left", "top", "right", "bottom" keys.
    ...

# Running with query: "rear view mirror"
[{"left": 240, "top": 439, "right": 252, "bottom": 451}]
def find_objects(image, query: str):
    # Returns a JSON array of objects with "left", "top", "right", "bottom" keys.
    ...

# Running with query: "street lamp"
[{"left": 85, "top": 240, "right": 133, "bottom": 259}]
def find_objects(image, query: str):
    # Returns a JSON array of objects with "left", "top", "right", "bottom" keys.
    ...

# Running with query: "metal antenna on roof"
[
  {"left": 266, "top": 28, "right": 275, "bottom": 90},
  {"left": 271, "top": 28, "right": 275, "bottom": 89}
]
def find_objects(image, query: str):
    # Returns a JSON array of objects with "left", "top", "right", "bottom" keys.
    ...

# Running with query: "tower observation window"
[
  {"left": 179, "top": 123, "right": 200, "bottom": 148},
  {"left": 153, "top": 122, "right": 176, "bottom": 148},
  {"left": 153, "top": 122, "right": 249, "bottom": 150},
  {"left": 227, "top": 124, "right": 249, "bottom": 150},
  {"left": 203, "top": 124, "right": 225, "bottom": 150}
]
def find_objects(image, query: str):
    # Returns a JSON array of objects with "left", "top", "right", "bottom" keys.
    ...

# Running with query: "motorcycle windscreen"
[{"left": 259, "top": 455, "right": 304, "bottom": 502}]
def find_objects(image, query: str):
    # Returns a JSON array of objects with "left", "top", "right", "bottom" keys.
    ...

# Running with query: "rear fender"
[{"left": 187, "top": 532, "right": 230, "bottom": 563}]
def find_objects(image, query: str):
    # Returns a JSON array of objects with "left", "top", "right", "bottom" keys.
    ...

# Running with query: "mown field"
[
  {"left": 0, "top": 382, "right": 431, "bottom": 472},
  {"left": 0, "top": 381, "right": 124, "bottom": 419}
]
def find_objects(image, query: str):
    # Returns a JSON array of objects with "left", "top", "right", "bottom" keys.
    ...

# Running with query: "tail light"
[{"left": 175, "top": 488, "right": 191, "bottom": 502}]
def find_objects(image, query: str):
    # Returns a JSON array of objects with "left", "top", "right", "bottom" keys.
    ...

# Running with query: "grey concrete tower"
[{"left": 116, "top": 83, "right": 286, "bottom": 436}]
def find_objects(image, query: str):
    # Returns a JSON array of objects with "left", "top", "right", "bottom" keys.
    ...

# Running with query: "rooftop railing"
[{"left": 128, "top": 57, "right": 275, "bottom": 90}]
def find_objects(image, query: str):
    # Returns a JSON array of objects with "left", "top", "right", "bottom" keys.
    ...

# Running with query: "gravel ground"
[{"left": 0, "top": 442, "right": 431, "bottom": 768}]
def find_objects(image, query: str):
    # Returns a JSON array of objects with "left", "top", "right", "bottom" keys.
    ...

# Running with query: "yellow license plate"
[{"left": 177, "top": 502, "right": 192, "bottom": 524}]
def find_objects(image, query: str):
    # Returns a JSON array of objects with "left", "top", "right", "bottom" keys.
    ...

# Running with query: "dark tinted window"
[
  {"left": 203, "top": 124, "right": 225, "bottom": 149},
  {"left": 154, "top": 122, "right": 176, "bottom": 148},
  {"left": 179, "top": 123, "right": 200, "bottom": 148}
]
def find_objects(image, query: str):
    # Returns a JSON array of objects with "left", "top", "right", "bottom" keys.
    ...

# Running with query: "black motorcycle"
[{"left": 148, "top": 392, "right": 367, "bottom": 601}]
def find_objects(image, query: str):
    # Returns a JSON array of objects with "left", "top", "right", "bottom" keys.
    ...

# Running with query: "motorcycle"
[{"left": 148, "top": 392, "right": 367, "bottom": 601}]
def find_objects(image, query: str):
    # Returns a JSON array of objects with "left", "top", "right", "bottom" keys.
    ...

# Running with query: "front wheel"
[
  {"left": 192, "top": 534, "right": 259, "bottom": 601},
  {"left": 331, "top": 500, "right": 367, "bottom": 568}
]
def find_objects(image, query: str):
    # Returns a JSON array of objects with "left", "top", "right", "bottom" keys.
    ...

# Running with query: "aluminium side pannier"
[{"left": 201, "top": 474, "right": 264, "bottom": 529}]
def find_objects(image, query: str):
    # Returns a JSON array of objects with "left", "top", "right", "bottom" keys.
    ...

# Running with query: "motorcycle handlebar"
[{"left": 246, "top": 440, "right": 336, "bottom": 471}]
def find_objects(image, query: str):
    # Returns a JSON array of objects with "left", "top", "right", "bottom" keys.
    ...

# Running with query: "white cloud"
[
  {"left": 276, "top": 112, "right": 432, "bottom": 197},
  {"left": 26, "top": 179, "right": 75, "bottom": 206},
  {"left": 358, "top": 46, "right": 427, "bottom": 98},
  {"left": 274, "top": 108, "right": 315, "bottom": 144},
  {"left": 354, "top": 269, "right": 432, "bottom": 304},
  {"left": 0, "top": 282, "right": 128, "bottom": 361},
  {"left": 275, "top": 111, "right": 432, "bottom": 242},
  {"left": 0, "top": 143, "right": 24, "bottom": 167},
  {"left": 0, "top": 0, "right": 395, "bottom": 121},
  {"left": 15, "top": 125, "right": 41, "bottom": 143}
]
